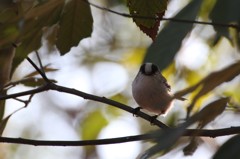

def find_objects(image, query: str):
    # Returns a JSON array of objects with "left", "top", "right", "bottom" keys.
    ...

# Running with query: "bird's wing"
[{"left": 161, "top": 74, "right": 171, "bottom": 91}]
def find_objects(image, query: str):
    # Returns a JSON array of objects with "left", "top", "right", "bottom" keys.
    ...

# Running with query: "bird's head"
[{"left": 139, "top": 63, "right": 159, "bottom": 76}]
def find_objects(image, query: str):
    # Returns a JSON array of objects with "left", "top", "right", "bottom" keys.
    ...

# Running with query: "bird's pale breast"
[{"left": 132, "top": 74, "right": 173, "bottom": 115}]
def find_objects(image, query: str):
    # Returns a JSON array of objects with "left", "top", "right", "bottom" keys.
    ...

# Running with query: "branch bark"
[{"left": 1, "top": 126, "right": 240, "bottom": 146}]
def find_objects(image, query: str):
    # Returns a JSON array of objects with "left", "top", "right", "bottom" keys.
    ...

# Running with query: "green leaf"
[
  {"left": 0, "top": 97, "right": 5, "bottom": 123},
  {"left": 56, "top": 0, "right": 93, "bottom": 55},
  {"left": 191, "top": 97, "right": 229, "bottom": 128},
  {"left": 175, "top": 61, "right": 240, "bottom": 98},
  {"left": 213, "top": 135, "right": 240, "bottom": 159},
  {"left": 16, "top": 77, "right": 56, "bottom": 87},
  {"left": 0, "top": 0, "right": 15, "bottom": 10},
  {"left": 0, "top": 23, "right": 19, "bottom": 47},
  {"left": 11, "top": 0, "right": 64, "bottom": 75},
  {"left": 0, "top": 7, "right": 18, "bottom": 23},
  {"left": 0, "top": 114, "right": 10, "bottom": 136},
  {"left": 0, "top": 106, "right": 26, "bottom": 136},
  {"left": 127, "top": 0, "right": 168, "bottom": 40},
  {"left": 143, "top": 0, "right": 203, "bottom": 70},
  {"left": 210, "top": 0, "right": 240, "bottom": 42},
  {"left": 25, "top": 65, "right": 58, "bottom": 78},
  {"left": 139, "top": 127, "right": 187, "bottom": 159}
]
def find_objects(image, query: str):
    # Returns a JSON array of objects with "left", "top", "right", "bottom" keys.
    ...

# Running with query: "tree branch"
[
  {"left": 26, "top": 57, "right": 50, "bottom": 83},
  {"left": 0, "top": 57, "right": 169, "bottom": 129},
  {"left": 1, "top": 126, "right": 240, "bottom": 146},
  {"left": 1, "top": 57, "right": 239, "bottom": 147},
  {"left": 0, "top": 82, "right": 169, "bottom": 128},
  {"left": 83, "top": 0, "right": 239, "bottom": 29}
]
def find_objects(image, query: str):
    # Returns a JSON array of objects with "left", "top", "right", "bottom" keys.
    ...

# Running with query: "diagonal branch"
[
  {"left": 0, "top": 57, "right": 169, "bottom": 128},
  {"left": 0, "top": 82, "right": 169, "bottom": 128},
  {"left": 26, "top": 57, "right": 50, "bottom": 83}
]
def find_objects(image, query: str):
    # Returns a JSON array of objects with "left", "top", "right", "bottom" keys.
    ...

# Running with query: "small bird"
[{"left": 132, "top": 63, "right": 184, "bottom": 116}]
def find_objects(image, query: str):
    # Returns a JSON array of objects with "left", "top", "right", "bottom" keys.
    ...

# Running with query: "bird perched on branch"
[{"left": 132, "top": 63, "right": 185, "bottom": 116}]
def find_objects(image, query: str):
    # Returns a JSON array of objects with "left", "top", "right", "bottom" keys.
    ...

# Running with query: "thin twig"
[
  {"left": 35, "top": 51, "right": 44, "bottom": 73},
  {"left": 0, "top": 57, "right": 169, "bottom": 128},
  {"left": 14, "top": 94, "right": 34, "bottom": 107},
  {"left": 83, "top": 0, "right": 239, "bottom": 29},
  {"left": 26, "top": 57, "right": 50, "bottom": 83}
]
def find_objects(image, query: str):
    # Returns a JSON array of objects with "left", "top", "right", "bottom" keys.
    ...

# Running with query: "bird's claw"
[
  {"left": 133, "top": 107, "right": 142, "bottom": 117},
  {"left": 150, "top": 115, "right": 159, "bottom": 125}
]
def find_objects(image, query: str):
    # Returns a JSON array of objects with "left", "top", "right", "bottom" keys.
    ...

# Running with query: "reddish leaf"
[{"left": 127, "top": 0, "right": 168, "bottom": 40}]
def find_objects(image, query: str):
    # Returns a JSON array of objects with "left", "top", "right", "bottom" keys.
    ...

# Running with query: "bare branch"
[
  {"left": 14, "top": 94, "right": 34, "bottom": 107},
  {"left": 26, "top": 57, "right": 50, "bottom": 83},
  {"left": 0, "top": 57, "right": 169, "bottom": 128},
  {"left": 1, "top": 126, "right": 240, "bottom": 146},
  {"left": 83, "top": 0, "right": 239, "bottom": 29},
  {"left": 0, "top": 82, "right": 169, "bottom": 128},
  {"left": 35, "top": 51, "right": 44, "bottom": 73}
]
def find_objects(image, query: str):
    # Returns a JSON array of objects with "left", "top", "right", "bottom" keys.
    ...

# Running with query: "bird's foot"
[
  {"left": 150, "top": 115, "right": 159, "bottom": 125},
  {"left": 133, "top": 107, "right": 142, "bottom": 117}
]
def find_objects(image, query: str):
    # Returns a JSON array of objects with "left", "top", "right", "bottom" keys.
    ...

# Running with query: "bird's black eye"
[
  {"left": 140, "top": 63, "right": 159, "bottom": 75},
  {"left": 151, "top": 64, "right": 158, "bottom": 74},
  {"left": 140, "top": 64, "right": 146, "bottom": 73}
]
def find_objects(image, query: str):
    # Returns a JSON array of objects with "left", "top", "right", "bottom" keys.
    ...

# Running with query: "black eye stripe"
[
  {"left": 140, "top": 64, "right": 146, "bottom": 73},
  {"left": 151, "top": 64, "right": 158, "bottom": 74}
]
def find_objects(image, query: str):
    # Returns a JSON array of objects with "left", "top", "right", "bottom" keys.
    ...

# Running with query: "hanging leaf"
[
  {"left": 174, "top": 61, "right": 240, "bottom": 98},
  {"left": 127, "top": 0, "right": 168, "bottom": 40},
  {"left": 0, "top": 115, "right": 11, "bottom": 136},
  {"left": 12, "top": 0, "right": 65, "bottom": 75},
  {"left": 192, "top": 98, "right": 229, "bottom": 128},
  {"left": 24, "top": 65, "right": 58, "bottom": 78},
  {"left": 138, "top": 127, "right": 187, "bottom": 159},
  {"left": 56, "top": 0, "right": 93, "bottom": 55},
  {"left": 143, "top": 0, "right": 203, "bottom": 70},
  {"left": 0, "top": 106, "right": 25, "bottom": 136},
  {"left": 19, "top": 77, "right": 57, "bottom": 87},
  {"left": 183, "top": 138, "right": 200, "bottom": 156},
  {"left": 213, "top": 135, "right": 240, "bottom": 159},
  {"left": 174, "top": 61, "right": 240, "bottom": 115},
  {"left": 210, "top": 0, "right": 240, "bottom": 45}
]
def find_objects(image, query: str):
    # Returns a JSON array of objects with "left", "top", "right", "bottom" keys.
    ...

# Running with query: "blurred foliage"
[
  {"left": 0, "top": 0, "right": 93, "bottom": 76},
  {"left": 143, "top": 0, "right": 203, "bottom": 70},
  {"left": 210, "top": 0, "right": 240, "bottom": 47},
  {"left": 0, "top": 0, "right": 240, "bottom": 159},
  {"left": 81, "top": 109, "right": 108, "bottom": 157},
  {"left": 139, "top": 98, "right": 229, "bottom": 159},
  {"left": 56, "top": 0, "right": 93, "bottom": 54},
  {"left": 81, "top": 110, "right": 108, "bottom": 140},
  {"left": 175, "top": 61, "right": 240, "bottom": 116},
  {"left": 213, "top": 135, "right": 240, "bottom": 159}
]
